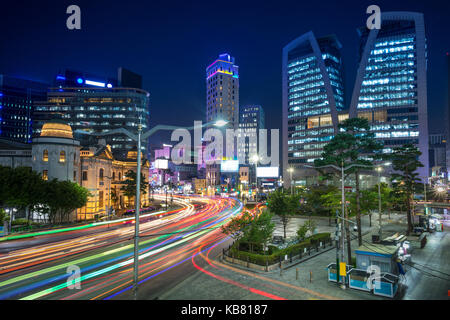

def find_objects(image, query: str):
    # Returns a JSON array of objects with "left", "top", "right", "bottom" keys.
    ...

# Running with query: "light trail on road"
[{"left": 0, "top": 195, "right": 243, "bottom": 300}]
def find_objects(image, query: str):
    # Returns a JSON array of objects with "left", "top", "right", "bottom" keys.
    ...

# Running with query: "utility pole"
[
  {"left": 377, "top": 167, "right": 382, "bottom": 239},
  {"left": 335, "top": 209, "right": 340, "bottom": 286},
  {"left": 133, "top": 122, "right": 142, "bottom": 300},
  {"left": 340, "top": 161, "right": 345, "bottom": 266}
]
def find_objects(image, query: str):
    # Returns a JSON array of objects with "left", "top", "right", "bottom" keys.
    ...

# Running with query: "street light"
[
  {"left": 74, "top": 118, "right": 230, "bottom": 298},
  {"left": 287, "top": 167, "right": 294, "bottom": 195},
  {"left": 251, "top": 155, "right": 259, "bottom": 202}
]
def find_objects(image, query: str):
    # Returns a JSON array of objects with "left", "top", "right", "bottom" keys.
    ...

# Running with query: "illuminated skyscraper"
[
  {"left": 282, "top": 32, "right": 345, "bottom": 187},
  {"left": 205, "top": 54, "right": 239, "bottom": 187},
  {"left": 349, "top": 12, "right": 429, "bottom": 179},
  {"left": 33, "top": 69, "right": 150, "bottom": 159},
  {"left": 206, "top": 53, "right": 239, "bottom": 129},
  {"left": 0, "top": 75, "right": 48, "bottom": 143}
]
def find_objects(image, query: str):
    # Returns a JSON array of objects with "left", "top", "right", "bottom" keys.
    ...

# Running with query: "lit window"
[
  {"left": 60, "top": 151, "right": 66, "bottom": 163},
  {"left": 42, "top": 170, "right": 48, "bottom": 181}
]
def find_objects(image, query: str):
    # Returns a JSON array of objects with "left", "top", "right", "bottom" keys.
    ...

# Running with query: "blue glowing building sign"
[{"left": 85, "top": 79, "right": 106, "bottom": 87}]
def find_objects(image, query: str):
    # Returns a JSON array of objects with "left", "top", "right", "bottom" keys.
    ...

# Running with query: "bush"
[
  {"left": 309, "top": 232, "right": 331, "bottom": 245},
  {"left": 11, "top": 218, "right": 29, "bottom": 226},
  {"left": 228, "top": 233, "right": 332, "bottom": 266}
]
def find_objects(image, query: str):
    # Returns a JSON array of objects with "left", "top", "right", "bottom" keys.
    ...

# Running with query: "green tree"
[
  {"left": 267, "top": 189, "right": 298, "bottom": 239},
  {"left": 315, "top": 117, "right": 383, "bottom": 246},
  {"left": 120, "top": 170, "right": 148, "bottom": 208},
  {"left": 388, "top": 144, "right": 424, "bottom": 235},
  {"left": 243, "top": 210, "right": 275, "bottom": 254},
  {"left": 221, "top": 210, "right": 253, "bottom": 250},
  {"left": 0, "top": 166, "right": 47, "bottom": 223},
  {"left": 43, "top": 179, "right": 90, "bottom": 223}
]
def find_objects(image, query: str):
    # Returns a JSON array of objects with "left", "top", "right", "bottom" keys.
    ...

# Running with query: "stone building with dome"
[{"left": 0, "top": 120, "right": 149, "bottom": 221}]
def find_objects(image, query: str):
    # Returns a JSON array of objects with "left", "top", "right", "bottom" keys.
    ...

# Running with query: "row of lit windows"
[
  {"left": 288, "top": 135, "right": 333, "bottom": 145},
  {"left": 292, "top": 150, "right": 323, "bottom": 158},
  {"left": 289, "top": 93, "right": 328, "bottom": 106},
  {"left": 287, "top": 55, "right": 316, "bottom": 68},
  {"left": 374, "top": 37, "right": 415, "bottom": 48},
  {"left": 359, "top": 91, "right": 416, "bottom": 101},
  {"left": 288, "top": 88, "right": 324, "bottom": 100},
  {"left": 361, "top": 83, "right": 416, "bottom": 93},
  {"left": 289, "top": 74, "right": 323, "bottom": 88},
  {"left": 42, "top": 149, "right": 70, "bottom": 163},
  {"left": 366, "top": 60, "right": 415, "bottom": 71},
  {"left": 289, "top": 81, "right": 324, "bottom": 94},
  {"left": 371, "top": 45, "right": 414, "bottom": 55},
  {"left": 288, "top": 68, "right": 321, "bottom": 81},
  {"left": 369, "top": 52, "right": 414, "bottom": 63},
  {"left": 374, "top": 130, "right": 419, "bottom": 138},
  {"left": 288, "top": 106, "right": 330, "bottom": 118},
  {"left": 357, "top": 99, "right": 416, "bottom": 109}
]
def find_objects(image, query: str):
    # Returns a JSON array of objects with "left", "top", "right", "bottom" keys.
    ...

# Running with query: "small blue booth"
[
  {"left": 326, "top": 263, "right": 352, "bottom": 285},
  {"left": 373, "top": 273, "right": 399, "bottom": 298},
  {"left": 355, "top": 243, "right": 399, "bottom": 275},
  {"left": 347, "top": 268, "right": 370, "bottom": 292}
]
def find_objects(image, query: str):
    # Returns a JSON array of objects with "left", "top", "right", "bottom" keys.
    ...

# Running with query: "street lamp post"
[
  {"left": 74, "top": 118, "right": 228, "bottom": 299},
  {"left": 377, "top": 166, "right": 382, "bottom": 239},
  {"left": 251, "top": 155, "right": 259, "bottom": 202},
  {"left": 133, "top": 123, "right": 142, "bottom": 300}
]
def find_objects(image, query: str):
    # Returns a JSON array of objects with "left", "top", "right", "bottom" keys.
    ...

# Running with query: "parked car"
[{"left": 272, "top": 236, "right": 284, "bottom": 245}]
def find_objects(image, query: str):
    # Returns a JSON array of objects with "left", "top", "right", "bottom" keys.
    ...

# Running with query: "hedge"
[{"left": 228, "top": 233, "right": 331, "bottom": 266}]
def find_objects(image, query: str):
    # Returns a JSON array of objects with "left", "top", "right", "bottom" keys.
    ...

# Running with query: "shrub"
[
  {"left": 11, "top": 218, "right": 29, "bottom": 226},
  {"left": 309, "top": 232, "right": 331, "bottom": 245}
]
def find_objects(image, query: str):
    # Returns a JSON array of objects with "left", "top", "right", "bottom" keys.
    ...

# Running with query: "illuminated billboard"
[
  {"left": 256, "top": 167, "right": 279, "bottom": 178},
  {"left": 155, "top": 159, "right": 169, "bottom": 169},
  {"left": 220, "top": 160, "right": 239, "bottom": 172}
]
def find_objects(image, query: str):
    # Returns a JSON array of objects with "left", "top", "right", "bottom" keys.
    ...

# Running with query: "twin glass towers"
[{"left": 283, "top": 11, "right": 429, "bottom": 187}]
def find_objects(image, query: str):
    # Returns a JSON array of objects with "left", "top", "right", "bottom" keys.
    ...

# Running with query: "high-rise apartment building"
[
  {"left": 349, "top": 12, "right": 429, "bottom": 179},
  {"left": 0, "top": 75, "right": 48, "bottom": 143},
  {"left": 282, "top": 32, "right": 345, "bottom": 187},
  {"left": 33, "top": 69, "right": 150, "bottom": 159}
]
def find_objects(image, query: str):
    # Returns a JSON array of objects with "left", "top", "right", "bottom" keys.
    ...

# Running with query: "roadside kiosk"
[
  {"left": 326, "top": 263, "right": 352, "bottom": 285},
  {"left": 355, "top": 243, "right": 399, "bottom": 275}
]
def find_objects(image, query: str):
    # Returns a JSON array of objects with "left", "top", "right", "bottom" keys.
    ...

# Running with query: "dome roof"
[{"left": 40, "top": 120, "right": 73, "bottom": 139}]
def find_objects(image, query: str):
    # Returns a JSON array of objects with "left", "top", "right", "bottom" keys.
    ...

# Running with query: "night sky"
[{"left": 1, "top": 0, "right": 449, "bottom": 147}]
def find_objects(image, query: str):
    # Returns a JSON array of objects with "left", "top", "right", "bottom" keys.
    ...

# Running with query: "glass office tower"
[
  {"left": 33, "top": 69, "right": 150, "bottom": 159},
  {"left": 0, "top": 75, "right": 48, "bottom": 143},
  {"left": 282, "top": 32, "right": 345, "bottom": 187},
  {"left": 349, "top": 12, "right": 429, "bottom": 179}
]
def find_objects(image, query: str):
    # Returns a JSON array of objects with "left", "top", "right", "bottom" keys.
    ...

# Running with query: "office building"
[
  {"left": 0, "top": 75, "right": 48, "bottom": 143},
  {"left": 205, "top": 53, "right": 239, "bottom": 187},
  {"left": 206, "top": 53, "right": 239, "bottom": 128},
  {"left": 238, "top": 105, "right": 265, "bottom": 164},
  {"left": 282, "top": 32, "right": 345, "bottom": 187},
  {"left": 349, "top": 12, "right": 429, "bottom": 180},
  {"left": 33, "top": 69, "right": 150, "bottom": 159}
]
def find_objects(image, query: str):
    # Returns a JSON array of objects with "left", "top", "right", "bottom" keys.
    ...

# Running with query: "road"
[{"left": 0, "top": 195, "right": 243, "bottom": 300}]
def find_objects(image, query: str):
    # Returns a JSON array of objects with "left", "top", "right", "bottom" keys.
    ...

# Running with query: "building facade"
[
  {"left": 0, "top": 75, "right": 48, "bottom": 143},
  {"left": 238, "top": 105, "right": 265, "bottom": 164},
  {"left": 282, "top": 32, "right": 345, "bottom": 187},
  {"left": 349, "top": 12, "right": 429, "bottom": 180},
  {"left": 0, "top": 120, "right": 150, "bottom": 221},
  {"left": 205, "top": 53, "right": 240, "bottom": 187},
  {"left": 33, "top": 69, "right": 150, "bottom": 159},
  {"left": 206, "top": 53, "right": 239, "bottom": 128}
]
